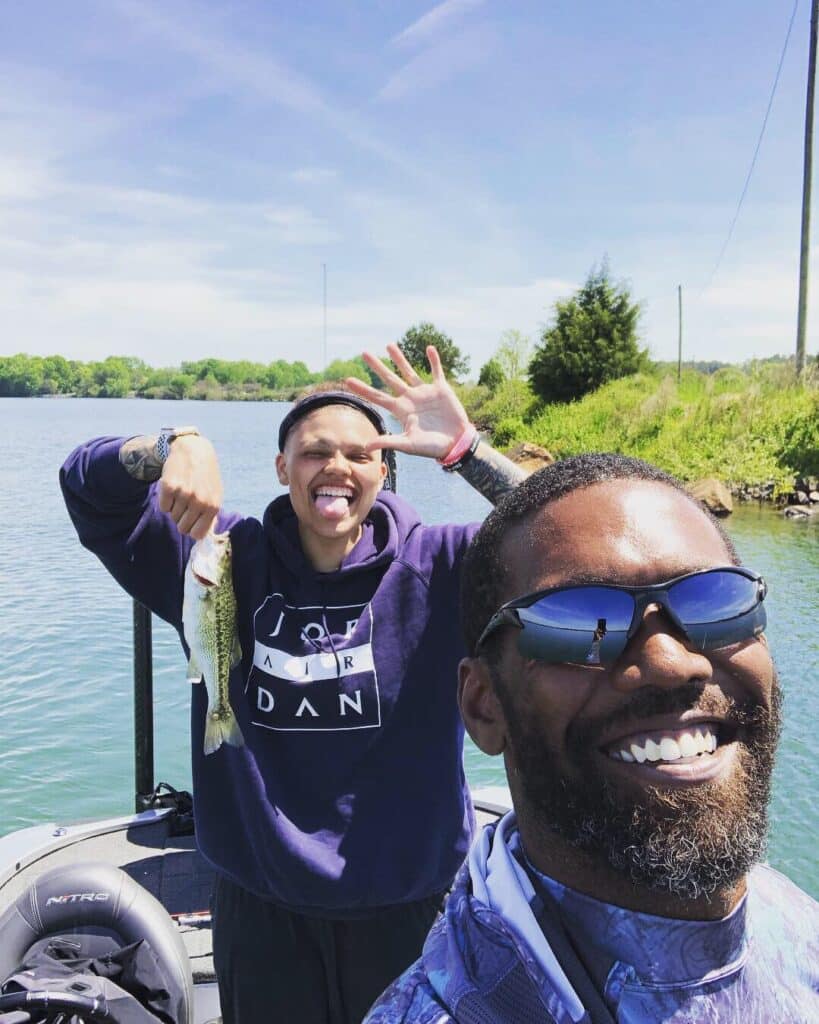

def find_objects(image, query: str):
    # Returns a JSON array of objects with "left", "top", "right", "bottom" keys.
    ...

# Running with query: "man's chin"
[
  {"left": 556, "top": 772, "right": 770, "bottom": 900},
  {"left": 517, "top": 736, "right": 777, "bottom": 901}
]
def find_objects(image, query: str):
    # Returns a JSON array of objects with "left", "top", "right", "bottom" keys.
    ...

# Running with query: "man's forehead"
[
  {"left": 501, "top": 479, "right": 733, "bottom": 593},
  {"left": 288, "top": 405, "right": 380, "bottom": 444}
]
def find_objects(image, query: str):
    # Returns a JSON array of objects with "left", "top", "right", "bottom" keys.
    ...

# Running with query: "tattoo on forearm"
[
  {"left": 458, "top": 440, "right": 527, "bottom": 505},
  {"left": 119, "top": 435, "right": 163, "bottom": 482}
]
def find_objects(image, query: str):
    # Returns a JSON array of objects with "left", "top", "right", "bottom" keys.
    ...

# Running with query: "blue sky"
[{"left": 1, "top": 0, "right": 815, "bottom": 373}]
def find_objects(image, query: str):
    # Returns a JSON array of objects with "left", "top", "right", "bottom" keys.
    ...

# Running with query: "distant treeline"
[{"left": 0, "top": 354, "right": 378, "bottom": 400}]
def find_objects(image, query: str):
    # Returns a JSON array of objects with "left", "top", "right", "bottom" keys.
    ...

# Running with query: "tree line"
[
  {"left": 0, "top": 354, "right": 378, "bottom": 400},
  {"left": 4, "top": 262, "right": 811, "bottom": 404}
]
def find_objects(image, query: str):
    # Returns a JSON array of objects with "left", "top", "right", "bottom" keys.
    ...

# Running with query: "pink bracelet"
[{"left": 439, "top": 425, "right": 478, "bottom": 467}]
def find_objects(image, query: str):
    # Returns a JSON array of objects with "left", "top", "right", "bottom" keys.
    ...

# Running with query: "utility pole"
[
  {"left": 677, "top": 285, "right": 683, "bottom": 384},
  {"left": 796, "top": 0, "right": 818, "bottom": 379},
  {"left": 322, "top": 263, "right": 328, "bottom": 370}
]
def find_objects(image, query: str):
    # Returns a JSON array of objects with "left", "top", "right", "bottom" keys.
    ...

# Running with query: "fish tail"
[{"left": 203, "top": 708, "right": 245, "bottom": 756}]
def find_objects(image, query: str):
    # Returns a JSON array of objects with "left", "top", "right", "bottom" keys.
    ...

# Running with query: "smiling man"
[{"left": 366, "top": 453, "right": 819, "bottom": 1024}]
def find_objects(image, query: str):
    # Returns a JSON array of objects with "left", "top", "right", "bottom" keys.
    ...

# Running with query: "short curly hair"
[{"left": 459, "top": 452, "right": 739, "bottom": 657}]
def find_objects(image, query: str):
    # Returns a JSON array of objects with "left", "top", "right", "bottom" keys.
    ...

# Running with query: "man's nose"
[
  {"left": 609, "top": 604, "right": 713, "bottom": 692},
  {"left": 324, "top": 450, "right": 351, "bottom": 473}
]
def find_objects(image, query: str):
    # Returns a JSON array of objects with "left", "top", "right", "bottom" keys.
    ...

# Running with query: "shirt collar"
[{"left": 519, "top": 838, "right": 749, "bottom": 985}]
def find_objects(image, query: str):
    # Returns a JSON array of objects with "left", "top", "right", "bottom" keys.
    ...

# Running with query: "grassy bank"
[{"left": 461, "top": 362, "right": 819, "bottom": 496}]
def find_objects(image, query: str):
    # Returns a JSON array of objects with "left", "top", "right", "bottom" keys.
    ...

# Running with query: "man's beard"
[{"left": 496, "top": 674, "right": 782, "bottom": 901}]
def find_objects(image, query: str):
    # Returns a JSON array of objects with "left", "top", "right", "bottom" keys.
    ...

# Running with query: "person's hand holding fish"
[{"left": 158, "top": 433, "right": 223, "bottom": 540}]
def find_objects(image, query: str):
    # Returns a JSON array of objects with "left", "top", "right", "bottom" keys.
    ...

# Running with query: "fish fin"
[
  {"left": 187, "top": 655, "right": 203, "bottom": 684},
  {"left": 230, "top": 635, "right": 242, "bottom": 669},
  {"left": 203, "top": 707, "right": 245, "bottom": 756}
]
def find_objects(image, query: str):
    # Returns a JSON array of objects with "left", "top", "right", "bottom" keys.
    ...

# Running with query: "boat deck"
[{"left": 0, "top": 791, "right": 509, "bottom": 984}]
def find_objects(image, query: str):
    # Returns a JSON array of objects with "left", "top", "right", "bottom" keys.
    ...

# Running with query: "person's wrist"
[
  {"left": 439, "top": 424, "right": 479, "bottom": 471},
  {"left": 156, "top": 425, "right": 200, "bottom": 464}
]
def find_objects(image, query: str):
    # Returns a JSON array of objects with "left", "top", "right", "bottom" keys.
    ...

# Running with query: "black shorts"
[{"left": 211, "top": 874, "right": 444, "bottom": 1024}]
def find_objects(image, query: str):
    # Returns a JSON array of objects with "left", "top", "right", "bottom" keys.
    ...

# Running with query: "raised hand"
[
  {"left": 344, "top": 343, "right": 472, "bottom": 459},
  {"left": 158, "top": 434, "right": 223, "bottom": 540}
]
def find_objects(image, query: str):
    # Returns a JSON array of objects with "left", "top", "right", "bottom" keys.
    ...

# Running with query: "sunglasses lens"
[
  {"left": 516, "top": 587, "right": 634, "bottom": 665},
  {"left": 668, "top": 569, "right": 766, "bottom": 649}
]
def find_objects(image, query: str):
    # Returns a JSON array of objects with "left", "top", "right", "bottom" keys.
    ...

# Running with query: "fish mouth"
[{"left": 193, "top": 569, "right": 218, "bottom": 587}]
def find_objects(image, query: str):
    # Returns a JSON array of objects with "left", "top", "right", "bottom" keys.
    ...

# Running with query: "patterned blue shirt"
[{"left": 365, "top": 814, "right": 819, "bottom": 1023}]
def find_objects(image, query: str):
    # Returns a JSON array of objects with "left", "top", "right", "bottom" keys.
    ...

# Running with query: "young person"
[
  {"left": 60, "top": 344, "right": 526, "bottom": 1024},
  {"left": 366, "top": 454, "right": 819, "bottom": 1023}
]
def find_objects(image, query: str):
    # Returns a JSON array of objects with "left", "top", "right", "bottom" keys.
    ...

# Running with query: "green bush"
[{"left": 502, "top": 364, "right": 817, "bottom": 493}]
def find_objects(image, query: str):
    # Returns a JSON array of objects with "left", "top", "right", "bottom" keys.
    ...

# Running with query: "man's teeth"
[
  {"left": 609, "top": 726, "right": 719, "bottom": 764},
  {"left": 315, "top": 488, "right": 353, "bottom": 499}
]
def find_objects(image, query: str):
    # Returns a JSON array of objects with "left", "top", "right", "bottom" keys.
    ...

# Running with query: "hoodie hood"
[{"left": 262, "top": 489, "right": 421, "bottom": 578}]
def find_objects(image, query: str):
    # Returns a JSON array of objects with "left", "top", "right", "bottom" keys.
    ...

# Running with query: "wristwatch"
[{"left": 156, "top": 425, "right": 200, "bottom": 463}]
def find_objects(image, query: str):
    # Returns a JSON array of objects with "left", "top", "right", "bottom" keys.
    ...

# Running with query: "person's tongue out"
[{"left": 314, "top": 486, "right": 355, "bottom": 520}]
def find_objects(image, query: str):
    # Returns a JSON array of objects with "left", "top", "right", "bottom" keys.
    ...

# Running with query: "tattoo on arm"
[
  {"left": 457, "top": 440, "right": 527, "bottom": 505},
  {"left": 119, "top": 435, "right": 163, "bottom": 482}
]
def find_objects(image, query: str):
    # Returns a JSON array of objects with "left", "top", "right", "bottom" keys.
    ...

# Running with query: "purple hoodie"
[{"left": 60, "top": 437, "right": 478, "bottom": 914}]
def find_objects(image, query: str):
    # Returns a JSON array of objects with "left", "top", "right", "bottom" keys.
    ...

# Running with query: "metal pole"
[
  {"left": 322, "top": 263, "right": 327, "bottom": 370},
  {"left": 677, "top": 285, "right": 683, "bottom": 384},
  {"left": 796, "top": 0, "right": 818, "bottom": 379},
  {"left": 133, "top": 600, "right": 154, "bottom": 812}
]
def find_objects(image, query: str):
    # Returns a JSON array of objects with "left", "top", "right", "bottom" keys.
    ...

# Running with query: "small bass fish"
[{"left": 182, "top": 530, "right": 244, "bottom": 755}]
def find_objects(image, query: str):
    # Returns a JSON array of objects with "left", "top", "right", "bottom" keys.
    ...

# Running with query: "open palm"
[{"left": 345, "top": 343, "right": 472, "bottom": 459}]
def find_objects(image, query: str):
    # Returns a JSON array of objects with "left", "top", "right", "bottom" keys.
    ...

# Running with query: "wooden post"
[{"left": 796, "top": 0, "right": 818, "bottom": 379}]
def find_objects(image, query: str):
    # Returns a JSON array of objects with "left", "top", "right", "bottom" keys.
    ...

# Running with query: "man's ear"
[
  {"left": 275, "top": 452, "right": 289, "bottom": 486},
  {"left": 458, "top": 657, "right": 507, "bottom": 756}
]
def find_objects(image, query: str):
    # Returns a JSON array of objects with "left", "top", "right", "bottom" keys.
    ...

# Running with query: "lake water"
[{"left": 1, "top": 398, "right": 817, "bottom": 898}]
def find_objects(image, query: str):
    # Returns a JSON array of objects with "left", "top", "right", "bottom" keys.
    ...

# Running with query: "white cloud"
[
  {"left": 110, "top": 0, "right": 436, "bottom": 187},
  {"left": 290, "top": 167, "right": 338, "bottom": 184},
  {"left": 378, "top": 25, "right": 494, "bottom": 102},
  {"left": 262, "top": 206, "right": 338, "bottom": 245},
  {"left": 0, "top": 156, "right": 53, "bottom": 201},
  {"left": 391, "top": 0, "right": 486, "bottom": 50}
]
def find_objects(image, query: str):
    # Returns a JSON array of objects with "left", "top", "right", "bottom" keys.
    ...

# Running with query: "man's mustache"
[{"left": 569, "top": 683, "right": 775, "bottom": 750}]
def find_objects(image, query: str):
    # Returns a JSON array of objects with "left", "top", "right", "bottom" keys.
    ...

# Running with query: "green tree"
[
  {"left": 41, "top": 355, "right": 76, "bottom": 394},
  {"left": 322, "top": 357, "right": 371, "bottom": 383},
  {"left": 397, "top": 322, "right": 469, "bottom": 380},
  {"left": 478, "top": 357, "right": 504, "bottom": 392},
  {"left": 0, "top": 354, "right": 44, "bottom": 396},
  {"left": 495, "top": 329, "right": 531, "bottom": 380},
  {"left": 529, "top": 263, "right": 646, "bottom": 403}
]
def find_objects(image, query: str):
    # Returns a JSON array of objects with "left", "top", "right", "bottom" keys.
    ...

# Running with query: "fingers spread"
[
  {"left": 362, "top": 350, "right": 405, "bottom": 393},
  {"left": 426, "top": 345, "right": 445, "bottom": 382},
  {"left": 387, "top": 343, "right": 423, "bottom": 384},
  {"left": 344, "top": 376, "right": 397, "bottom": 411}
]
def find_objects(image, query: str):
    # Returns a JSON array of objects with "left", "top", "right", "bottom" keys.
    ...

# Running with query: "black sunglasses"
[{"left": 475, "top": 566, "right": 767, "bottom": 667}]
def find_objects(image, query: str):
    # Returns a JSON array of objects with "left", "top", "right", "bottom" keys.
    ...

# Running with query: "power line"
[{"left": 703, "top": 0, "right": 800, "bottom": 291}]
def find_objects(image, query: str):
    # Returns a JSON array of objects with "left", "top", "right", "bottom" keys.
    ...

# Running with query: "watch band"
[{"left": 156, "top": 425, "right": 200, "bottom": 463}]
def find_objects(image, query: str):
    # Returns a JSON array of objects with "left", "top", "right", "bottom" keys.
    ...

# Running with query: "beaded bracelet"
[{"left": 441, "top": 429, "right": 480, "bottom": 473}]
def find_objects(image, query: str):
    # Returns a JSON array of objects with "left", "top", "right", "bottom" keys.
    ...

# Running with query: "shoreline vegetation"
[{"left": 3, "top": 352, "right": 817, "bottom": 504}]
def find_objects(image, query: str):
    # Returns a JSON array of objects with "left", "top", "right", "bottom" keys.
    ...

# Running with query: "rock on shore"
[{"left": 688, "top": 478, "right": 733, "bottom": 517}]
